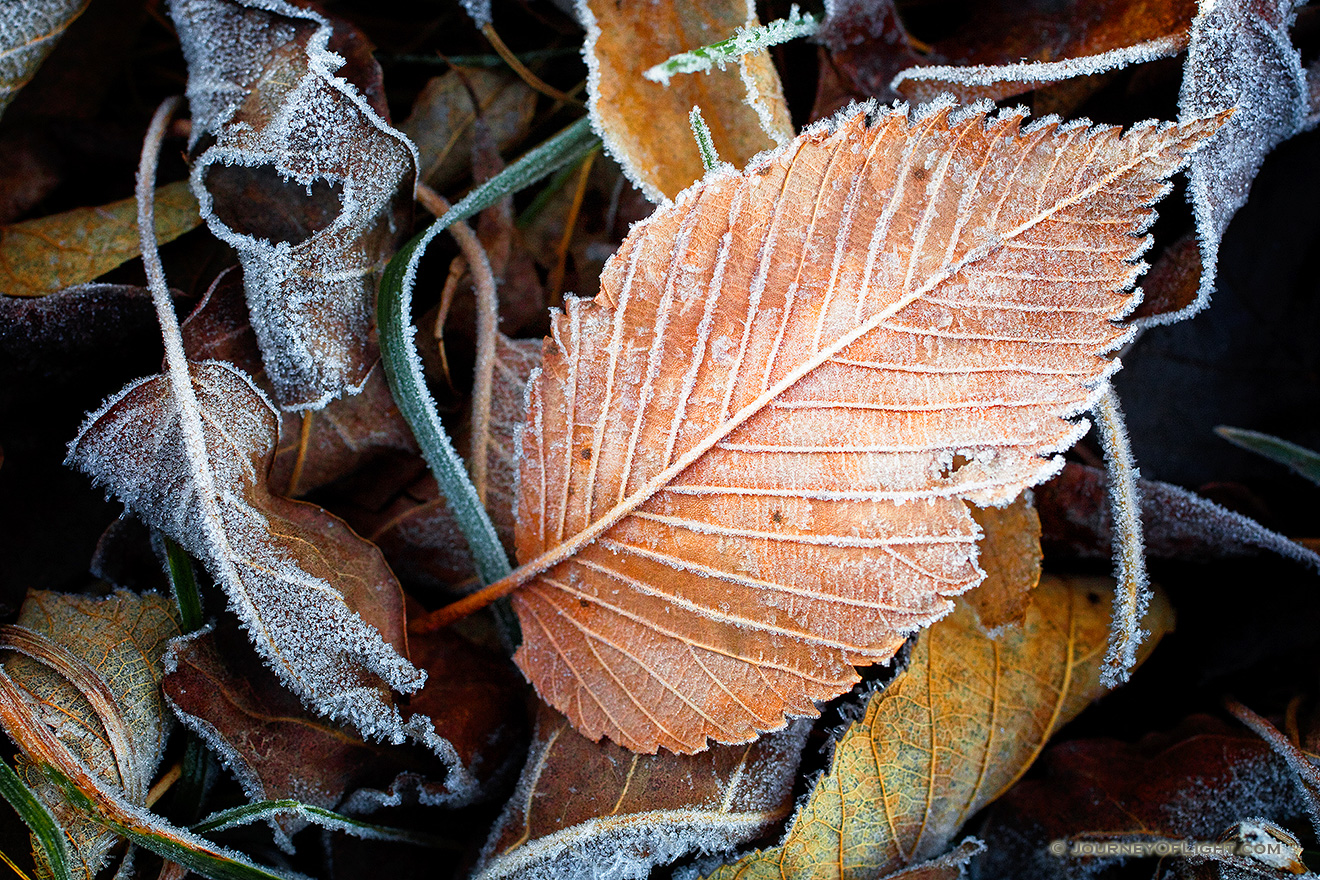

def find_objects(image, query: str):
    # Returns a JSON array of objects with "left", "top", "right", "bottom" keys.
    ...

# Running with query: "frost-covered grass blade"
[
  {"left": 0, "top": 759, "right": 73, "bottom": 880},
  {"left": 642, "top": 6, "right": 818, "bottom": 86},
  {"left": 377, "top": 116, "right": 599, "bottom": 589},
  {"left": 192, "top": 800, "right": 448, "bottom": 848}
]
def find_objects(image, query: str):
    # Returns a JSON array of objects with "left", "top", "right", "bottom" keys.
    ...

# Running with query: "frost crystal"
[
  {"left": 169, "top": 0, "right": 418, "bottom": 410},
  {"left": 892, "top": 35, "right": 1187, "bottom": 104},
  {"left": 68, "top": 362, "right": 428, "bottom": 749},
  {"left": 1167, "top": 0, "right": 1312, "bottom": 326}
]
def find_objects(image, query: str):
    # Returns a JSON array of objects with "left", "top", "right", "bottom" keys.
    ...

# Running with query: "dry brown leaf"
[
  {"left": 703, "top": 574, "right": 1175, "bottom": 879},
  {"left": 976, "top": 715, "right": 1309, "bottom": 880},
  {"left": 498, "top": 103, "right": 1222, "bottom": 753},
  {"left": 180, "top": 271, "right": 416, "bottom": 497},
  {"left": 965, "top": 494, "right": 1042, "bottom": 630},
  {"left": 67, "top": 361, "right": 427, "bottom": 746},
  {"left": 0, "top": 182, "right": 201, "bottom": 297},
  {"left": 581, "top": 0, "right": 792, "bottom": 201},
  {"left": 0, "top": 590, "right": 180, "bottom": 879},
  {"left": 171, "top": 0, "right": 416, "bottom": 410},
  {"left": 163, "top": 619, "right": 526, "bottom": 847},
  {"left": 472, "top": 703, "right": 809, "bottom": 880},
  {"left": 401, "top": 68, "right": 537, "bottom": 192}
]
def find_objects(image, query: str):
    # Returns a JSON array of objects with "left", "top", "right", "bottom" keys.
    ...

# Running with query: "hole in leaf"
[
  {"left": 205, "top": 163, "right": 344, "bottom": 245},
  {"left": 938, "top": 453, "right": 973, "bottom": 480}
]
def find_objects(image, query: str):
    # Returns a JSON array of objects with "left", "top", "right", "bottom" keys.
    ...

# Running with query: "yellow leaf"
[
  {"left": 0, "top": 591, "right": 180, "bottom": 879},
  {"left": 0, "top": 182, "right": 200, "bottom": 297},
  {"left": 704, "top": 574, "right": 1175, "bottom": 879}
]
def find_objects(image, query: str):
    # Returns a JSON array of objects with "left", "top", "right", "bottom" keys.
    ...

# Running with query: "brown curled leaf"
[
  {"left": 67, "top": 360, "right": 427, "bottom": 747},
  {"left": 472, "top": 703, "right": 810, "bottom": 880},
  {"left": 170, "top": 0, "right": 416, "bottom": 410}
]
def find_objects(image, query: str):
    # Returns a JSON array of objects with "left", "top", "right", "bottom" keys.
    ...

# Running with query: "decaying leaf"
[
  {"left": 0, "top": 284, "right": 180, "bottom": 382},
  {"left": 502, "top": 102, "right": 1222, "bottom": 753},
  {"left": 705, "top": 574, "right": 1174, "bottom": 879},
  {"left": 965, "top": 494, "right": 1042, "bottom": 631},
  {"left": 67, "top": 361, "right": 428, "bottom": 747},
  {"left": 0, "top": 182, "right": 201, "bottom": 298},
  {"left": 1175, "top": 0, "right": 1315, "bottom": 324},
  {"left": 401, "top": 68, "right": 537, "bottom": 192},
  {"left": 171, "top": 0, "right": 417, "bottom": 410},
  {"left": 0, "top": 590, "right": 180, "bottom": 879},
  {"left": 975, "top": 715, "right": 1310, "bottom": 880},
  {"left": 890, "top": 0, "right": 1196, "bottom": 105},
  {"left": 0, "top": 0, "right": 92, "bottom": 119},
  {"left": 580, "top": 0, "right": 793, "bottom": 201},
  {"left": 180, "top": 270, "right": 416, "bottom": 497},
  {"left": 1037, "top": 461, "right": 1320, "bottom": 569},
  {"left": 164, "top": 620, "right": 525, "bottom": 848},
  {"left": 346, "top": 333, "right": 540, "bottom": 592},
  {"left": 473, "top": 703, "right": 810, "bottom": 880}
]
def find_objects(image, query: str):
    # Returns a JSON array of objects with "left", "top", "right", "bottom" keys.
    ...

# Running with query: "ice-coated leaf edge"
[
  {"left": 178, "top": 0, "right": 421, "bottom": 411},
  {"left": 69, "top": 365, "right": 428, "bottom": 734},
  {"left": 377, "top": 116, "right": 599, "bottom": 589}
]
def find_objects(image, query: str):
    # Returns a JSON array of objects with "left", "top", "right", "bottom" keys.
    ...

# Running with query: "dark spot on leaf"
[
  {"left": 580, "top": 447, "right": 592, "bottom": 460},
  {"left": 1087, "top": 592, "right": 1102, "bottom": 605},
  {"left": 771, "top": 510, "right": 784, "bottom": 524}
]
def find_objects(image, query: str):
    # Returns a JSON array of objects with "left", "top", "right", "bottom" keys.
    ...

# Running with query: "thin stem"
[
  {"left": 547, "top": 149, "right": 596, "bottom": 303},
  {"left": 481, "top": 24, "right": 580, "bottom": 105},
  {"left": 377, "top": 116, "right": 598, "bottom": 589},
  {"left": 1094, "top": 386, "right": 1150, "bottom": 686},
  {"left": 139, "top": 97, "right": 186, "bottom": 377},
  {"left": 416, "top": 184, "right": 499, "bottom": 503}
]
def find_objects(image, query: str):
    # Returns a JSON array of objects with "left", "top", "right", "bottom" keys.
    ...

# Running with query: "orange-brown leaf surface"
[
  {"left": 581, "top": 0, "right": 792, "bottom": 201},
  {"left": 506, "top": 103, "right": 1222, "bottom": 754}
]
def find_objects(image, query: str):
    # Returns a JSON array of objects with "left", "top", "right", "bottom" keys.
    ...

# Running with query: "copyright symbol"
[{"left": 1049, "top": 841, "right": 1067, "bottom": 856}]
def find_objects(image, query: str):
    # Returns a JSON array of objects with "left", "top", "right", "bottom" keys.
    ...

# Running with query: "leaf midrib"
[{"left": 498, "top": 120, "right": 1176, "bottom": 600}]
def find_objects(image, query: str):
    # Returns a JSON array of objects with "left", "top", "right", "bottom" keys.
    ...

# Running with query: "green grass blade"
[
  {"left": 378, "top": 116, "right": 599, "bottom": 588},
  {"left": 192, "top": 800, "right": 450, "bottom": 848},
  {"left": 161, "top": 534, "right": 204, "bottom": 632},
  {"left": 0, "top": 760, "right": 72, "bottom": 880},
  {"left": 643, "top": 5, "right": 818, "bottom": 85},
  {"left": 45, "top": 768, "right": 305, "bottom": 880},
  {"left": 1216, "top": 426, "right": 1320, "bottom": 486}
]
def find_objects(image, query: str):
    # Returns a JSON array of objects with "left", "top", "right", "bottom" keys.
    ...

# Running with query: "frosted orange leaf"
[{"left": 504, "top": 101, "right": 1222, "bottom": 754}]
